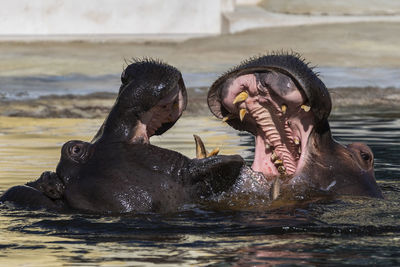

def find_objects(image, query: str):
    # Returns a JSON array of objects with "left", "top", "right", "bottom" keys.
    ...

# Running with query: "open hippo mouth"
[
  {"left": 94, "top": 59, "right": 188, "bottom": 144},
  {"left": 208, "top": 53, "right": 330, "bottom": 180},
  {"left": 208, "top": 53, "right": 383, "bottom": 199}
]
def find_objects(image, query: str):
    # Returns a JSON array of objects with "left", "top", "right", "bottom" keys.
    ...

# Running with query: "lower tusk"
[
  {"left": 270, "top": 177, "right": 280, "bottom": 201},
  {"left": 233, "top": 91, "right": 249, "bottom": 105},
  {"left": 239, "top": 109, "right": 247, "bottom": 121},
  {"left": 193, "top": 134, "right": 220, "bottom": 159},
  {"left": 193, "top": 134, "right": 207, "bottom": 159},
  {"left": 207, "top": 147, "right": 220, "bottom": 157}
]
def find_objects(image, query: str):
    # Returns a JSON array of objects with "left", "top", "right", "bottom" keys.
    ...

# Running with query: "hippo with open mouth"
[
  {"left": 0, "top": 59, "right": 244, "bottom": 213},
  {"left": 0, "top": 54, "right": 383, "bottom": 214},
  {"left": 207, "top": 53, "right": 383, "bottom": 200}
]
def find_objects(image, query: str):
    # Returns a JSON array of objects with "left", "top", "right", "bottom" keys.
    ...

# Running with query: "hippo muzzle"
[{"left": 207, "top": 53, "right": 383, "bottom": 199}]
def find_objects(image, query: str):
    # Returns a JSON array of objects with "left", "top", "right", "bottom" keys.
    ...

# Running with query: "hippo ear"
[{"left": 62, "top": 140, "right": 93, "bottom": 164}]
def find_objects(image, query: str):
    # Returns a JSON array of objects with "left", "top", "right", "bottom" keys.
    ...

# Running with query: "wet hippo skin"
[
  {"left": 1, "top": 54, "right": 383, "bottom": 214},
  {"left": 0, "top": 59, "right": 244, "bottom": 213},
  {"left": 207, "top": 52, "right": 383, "bottom": 200}
]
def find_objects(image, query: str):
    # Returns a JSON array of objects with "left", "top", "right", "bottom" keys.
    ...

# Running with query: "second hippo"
[{"left": 208, "top": 52, "right": 383, "bottom": 200}]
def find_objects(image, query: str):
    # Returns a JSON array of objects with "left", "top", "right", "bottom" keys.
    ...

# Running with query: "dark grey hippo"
[
  {"left": 207, "top": 52, "right": 383, "bottom": 201},
  {"left": 1, "top": 54, "right": 383, "bottom": 215},
  {"left": 0, "top": 59, "right": 244, "bottom": 213}
]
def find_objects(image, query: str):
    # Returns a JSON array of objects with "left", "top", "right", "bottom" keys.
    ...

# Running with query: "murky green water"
[{"left": 0, "top": 109, "right": 399, "bottom": 266}]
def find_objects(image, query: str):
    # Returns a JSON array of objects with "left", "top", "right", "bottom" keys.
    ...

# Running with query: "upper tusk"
[
  {"left": 239, "top": 109, "right": 247, "bottom": 121},
  {"left": 233, "top": 91, "right": 249, "bottom": 105}
]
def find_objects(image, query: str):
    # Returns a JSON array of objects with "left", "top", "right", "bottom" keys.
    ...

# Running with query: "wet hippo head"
[
  {"left": 208, "top": 53, "right": 383, "bottom": 198},
  {"left": 1, "top": 59, "right": 244, "bottom": 213},
  {"left": 52, "top": 59, "right": 243, "bottom": 213},
  {"left": 94, "top": 59, "right": 188, "bottom": 144}
]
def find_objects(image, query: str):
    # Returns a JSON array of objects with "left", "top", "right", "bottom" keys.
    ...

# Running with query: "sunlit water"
[{"left": 0, "top": 109, "right": 399, "bottom": 266}]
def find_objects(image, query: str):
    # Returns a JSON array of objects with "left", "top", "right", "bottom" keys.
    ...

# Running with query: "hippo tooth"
[
  {"left": 281, "top": 104, "right": 287, "bottom": 114},
  {"left": 207, "top": 147, "right": 220, "bottom": 157},
  {"left": 193, "top": 134, "right": 207, "bottom": 159},
  {"left": 265, "top": 143, "right": 271, "bottom": 150},
  {"left": 271, "top": 177, "right": 280, "bottom": 200},
  {"left": 301, "top": 104, "right": 311, "bottom": 112},
  {"left": 274, "top": 159, "right": 283, "bottom": 165},
  {"left": 233, "top": 91, "right": 249, "bottom": 105},
  {"left": 271, "top": 151, "right": 278, "bottom": 161},
  {"left": 278, "top": 166, "right": 286, "bottom": 174},
  {"left": 239, "top": 108, "right": 247, "bottom": 121},
  {"left": 294, "top": 137, "right": 300, "bottom": 145},
  {"left": 194, "top": 135, "right": 220, "bottom": 158},
  {"left": 222, "top": 114, "right": 234, "bottom": 122}
]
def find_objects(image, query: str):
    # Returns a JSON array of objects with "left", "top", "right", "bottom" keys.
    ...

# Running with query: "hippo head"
[
  {"left": 52, "top": 59, "right": 243, "bottom": 213},
  {"left": 1, "top": 59, "right": 245, "bottom": 213},
  {"left": 93, "top": 59, "right": 187, "bottom": 144},
  {"left": 208, "top": 53, "right": 383, "bottom": 198}
]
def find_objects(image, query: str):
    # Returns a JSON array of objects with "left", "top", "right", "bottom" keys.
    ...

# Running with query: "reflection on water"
[{"left": 0, "top": 111, "right": 399, "bottom": 266}]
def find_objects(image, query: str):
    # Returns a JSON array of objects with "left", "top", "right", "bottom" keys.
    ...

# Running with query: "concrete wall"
[
  {"left": 0, "top": 0, "right": 225, "bottom": 35},
  {"left": 236, "top": 0, "right": 262, "bottom": 5}
]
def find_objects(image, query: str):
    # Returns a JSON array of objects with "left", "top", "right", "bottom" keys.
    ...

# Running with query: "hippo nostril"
[{"left": 70, "top": 145, "right": 81, "bottom": 155}]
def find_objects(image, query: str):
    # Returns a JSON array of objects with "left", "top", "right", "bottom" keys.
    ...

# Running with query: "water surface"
[
  {"left": 2, "top": 66, "right": 400, "bottom": 100},
  {"left": 0, "top": 110, "right": 399, "bottom": 266}
]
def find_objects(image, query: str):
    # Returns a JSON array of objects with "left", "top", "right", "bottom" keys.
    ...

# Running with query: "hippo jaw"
[
  {"left": 208, "top": 53, "right": 383, "bottom": 198},
  {"left": 95, "top": 59, "right": 188, "bottom": 145},
  {"left": 208, "top": 54, "right": 331, "bottom": 180},
  {"left": 218, "top": 72, "right": 315, "bottom": 178},
  {"left": 130, "top": 84, "right": 186, "bottom": 144}
]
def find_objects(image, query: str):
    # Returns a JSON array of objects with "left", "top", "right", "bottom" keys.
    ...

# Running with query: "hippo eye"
[{"left": 360, "top": 151, "right": 370, "bottom": 161}]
